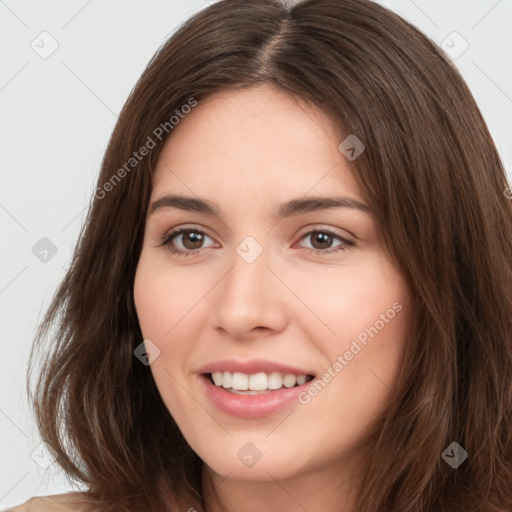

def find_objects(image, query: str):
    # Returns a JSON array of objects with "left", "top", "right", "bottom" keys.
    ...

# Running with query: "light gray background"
[{"left": 1, "top": 0, "right": 511, "bottom": 508}]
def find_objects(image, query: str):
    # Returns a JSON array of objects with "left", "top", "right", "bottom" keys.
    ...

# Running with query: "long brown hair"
[{"left": 29, "top": 0, "right": 512, "bottom": 510}]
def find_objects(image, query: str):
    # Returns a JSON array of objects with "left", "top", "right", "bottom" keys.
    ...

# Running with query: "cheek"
[
  {"left": 133, "top": 253, "right": 210, "bottom": 382},
  {"left": 292, "top": 256, "right": 411, "bottom": 403},
  {"left": 285, "top": 255, "right": 406, "bottom": 344},
  {"left": 133, "top": 258, "right": 192, "bottom": 411},
  {"left": 133, "top": 256, "right": 183, "bottom": 340}
]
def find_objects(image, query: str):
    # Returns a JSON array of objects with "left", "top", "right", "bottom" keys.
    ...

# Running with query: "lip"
[
  {"left": 199, "top": 373, "right": 315, "bottom": 419},
  {"left": 198, "top": 358, "right": 314, "bottom": 376}
]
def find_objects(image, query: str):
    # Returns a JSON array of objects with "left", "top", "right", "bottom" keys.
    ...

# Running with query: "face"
[{"left": 133, "top": 85, "right": 411, "bottom": 487}]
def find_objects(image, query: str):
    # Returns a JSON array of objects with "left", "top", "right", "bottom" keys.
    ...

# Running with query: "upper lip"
[{"left": 199, "top": 358, "right": 315, "bottom": 376}]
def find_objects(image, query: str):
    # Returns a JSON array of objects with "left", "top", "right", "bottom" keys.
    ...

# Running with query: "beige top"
[{"left": 6, "top": 493, "right": 91, "bottom": 512}]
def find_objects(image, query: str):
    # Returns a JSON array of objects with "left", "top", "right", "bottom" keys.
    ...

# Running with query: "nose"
[{"left": 211, "top": 243, "right": 289, "bottom": 341}]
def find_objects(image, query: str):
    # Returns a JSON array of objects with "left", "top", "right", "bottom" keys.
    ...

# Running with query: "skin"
[{"left": 133, "top": 84, "right": 412, "bottom": 512}]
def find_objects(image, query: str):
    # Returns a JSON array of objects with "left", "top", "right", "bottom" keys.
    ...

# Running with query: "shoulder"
[{"left": 6, "top": 493, "right": 93, "bottom": 512}]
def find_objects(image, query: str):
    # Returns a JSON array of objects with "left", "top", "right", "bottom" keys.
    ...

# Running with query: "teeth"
[
  {"left": 231, "top": 372, "right": 248, "bottom": 390},
  {"left": 249, "top": 372, "right": 267, "bottom": 390},
  {"left": 212, "top": 372, "right": 223, "bottom": 386},
  {"left": 296, "top": 375, "right": 307, "bottom": 385},
  {"left": 221, "top": 371, "right": 232, "bottom": 389},
  {"left": 210, "top": 370, "right": 312, "bottom": 391},
  {"left": 268, "top": 372, "right": 283, "bottom": 390}
]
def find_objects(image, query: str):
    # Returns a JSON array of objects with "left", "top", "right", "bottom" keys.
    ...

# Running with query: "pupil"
[
  {"left": 185, "top": 231, "right": 203, "bottom": 249},
  {"left": 182, "top": 231, "right": 332, "bottom": 250},
  {"left": 312, "top": 232, "right": 331, "bottom": 249}
]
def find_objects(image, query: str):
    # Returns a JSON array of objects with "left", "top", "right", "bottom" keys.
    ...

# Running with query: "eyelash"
[{"left": 158, "top": 227, "right": 354, "bottom": 257}]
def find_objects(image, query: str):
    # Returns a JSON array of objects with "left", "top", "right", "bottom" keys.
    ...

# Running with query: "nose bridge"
[
  {"left": 211, "top": 235, "right": 287, "bottom": 338},
  {"left": 223, "top": 237, "right": 270, "bottom": 313}
]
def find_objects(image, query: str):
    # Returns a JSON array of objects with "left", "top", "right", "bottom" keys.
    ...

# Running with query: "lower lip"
[{"left": 200, "top": 374, "right": 314, "bottom": 419}]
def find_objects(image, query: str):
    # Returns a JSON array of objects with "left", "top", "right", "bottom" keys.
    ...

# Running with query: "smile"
[
  {"left": 208, "top": 371, "right": 314, "bottom": 393},
  {"left": 199, "top": 372, "right": 317, "bottom": 419}
]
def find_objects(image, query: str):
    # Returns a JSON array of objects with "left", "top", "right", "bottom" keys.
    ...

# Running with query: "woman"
[{"left": 11, "top": 0, "right": 512, "bottom": 510}]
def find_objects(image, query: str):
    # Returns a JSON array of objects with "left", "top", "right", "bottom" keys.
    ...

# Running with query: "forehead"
[{"left": 151, "top": 85, "right": 363, "bottom": 204}]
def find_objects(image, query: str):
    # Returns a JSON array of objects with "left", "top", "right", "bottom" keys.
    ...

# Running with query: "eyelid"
[
  {"left": 160, "top": 225, "right": 218, "bottom": 249},
  {"left": 295, "top": 224, "right": 353, "bottom": 241},
  {"left": 160, "top": 224, "right": 353, "bottom": 243},
  {"left": 162, "top": 223, "right": 215, "bottom": 240},
  {"left": 158, "top": 223, "right": 355, "bottom": 256},
  {"left": 292, "top": 227, "right": 354, "bottom": 254}
]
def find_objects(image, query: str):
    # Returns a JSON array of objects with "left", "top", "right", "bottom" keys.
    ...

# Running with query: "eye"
[
  {"left": 295, "top": 229, "right": 354, "bottom": 255},
  {"left": 158, "top": 226, "right": 354, "bottom": 257},
  {"left": 158, "top": 227, "right": 217, "bottom": 257}
]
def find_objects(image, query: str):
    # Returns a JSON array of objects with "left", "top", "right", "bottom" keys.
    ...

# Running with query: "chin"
[{"left": 195, "top": 436, "right": 316, "bottom": 481}]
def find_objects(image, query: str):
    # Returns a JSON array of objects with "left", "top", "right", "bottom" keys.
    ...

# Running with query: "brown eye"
[
  {"left": 178, "top": 230, "right": 206, "bottom": 250},
  {"left": 309, "top": 232, "right": 335, "bottom": 250},
  {"left": 160, "top": 227, "right": 216, "bottom": 257},
  {"left": 297, "top": 229, "right": 354, "bottom": 255}
]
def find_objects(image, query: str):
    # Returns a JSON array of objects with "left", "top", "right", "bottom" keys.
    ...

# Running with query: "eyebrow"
[{"left": 148, "top": 194, "right": 372, "bottom": 219}]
